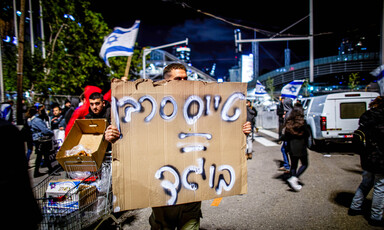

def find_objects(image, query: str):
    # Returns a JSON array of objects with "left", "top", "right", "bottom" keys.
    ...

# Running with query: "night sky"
[{"left": 91, "top": 0, "right": 382, "bottom": 78}]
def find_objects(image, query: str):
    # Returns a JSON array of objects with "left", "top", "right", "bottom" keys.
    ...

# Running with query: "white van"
[{"left": 304, "top": 91, "right": 379, "bottom": 149}]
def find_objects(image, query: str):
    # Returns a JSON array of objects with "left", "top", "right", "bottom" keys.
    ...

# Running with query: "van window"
[
  {"left": 310, "top": 96, "right": 326, "bottom": 113},
  {"left": 304, "top": 99, "right": 311, "bottom": 108},
  {"left": 340, "top": 102, "right": 366, "bottom": 119}
]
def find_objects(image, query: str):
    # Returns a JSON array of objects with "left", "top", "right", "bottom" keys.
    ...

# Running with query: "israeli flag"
[
  {"left": 100, "top": 20, "right": 140, "bottom": 67},
  {"left": 281, "top": 80, "right": 305, "bottom": 98},
  {"left": 370, "top": 65, "right": 384, "bottom": 95},
  {"left": 255, "top": 80, "right": 267, "bottom": 95}
]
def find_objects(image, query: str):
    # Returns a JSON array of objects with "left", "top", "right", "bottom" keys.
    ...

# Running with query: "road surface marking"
[
  {"left": 254, "top": 136, "right": 278, "bottom": 146},
  {"left": 258, "top": 129, "right": 279, "bottom": 139},
  {"left": 211, "top": 197, "right": 223, "bottom": 206}
]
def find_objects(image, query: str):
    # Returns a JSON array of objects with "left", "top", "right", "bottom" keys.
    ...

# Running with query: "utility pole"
[
  {"left": 17, "top": 0, "right": 26, "bottom": 125},
  {"left": 252, "top": 31, "right": 259, "bottom": 79},
  {"left": 39, "top": 0, "right": 46, "bottom": 59},
  {"left": 381, "top": 0, "right": 384, "bottom": 65},
  {"left": 0, "top": 41, "right": 4, "bottom": 102},
  {"left": 309, "top": 0, "right": 314, "bottom": 82},
  {"left": 235, "top": 0, "right": 314, "bottom": 82},
  {"left": 13, "top": 0, "right": 18, "bottom": 44},
  {"left": 29, "top": 0, "right": 34, "bottom": 55}
]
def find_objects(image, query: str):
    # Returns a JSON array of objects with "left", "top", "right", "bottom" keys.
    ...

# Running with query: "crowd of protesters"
[
  {"left": 0, "top": 63, "right": 383, "bottom": 228},
  {"left": 0, "top": 85, "right": 112, "bottom": 179}
]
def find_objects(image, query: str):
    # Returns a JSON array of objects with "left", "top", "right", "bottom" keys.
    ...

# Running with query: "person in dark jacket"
[
  {"left": 276, "top": 97, "right": 285, "bottom": 141},
  {"left": 278, "top": 97, "right": 294, "bottom": 172},
  {"left": 348, "top": 96, "right": 384, "bottom": 226},
  {"left": 50, "top": 104, "right": 64, "bottom": 130},
  {"left": 283, "top": 103, "right": 309, "bottom": 192},
  {"left": 246, "top": 100, "right": 257, "bottom": 159}
]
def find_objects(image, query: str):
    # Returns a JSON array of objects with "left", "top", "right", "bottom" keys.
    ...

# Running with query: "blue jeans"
[
  {"left": 246, "top": 133, "right": 253, "bottom": 154},
  {"left": 350, "top": 171, "right": 384, "bottom": 221},
  {"left": 281, "top": 142, "right": 290, "bottom": 170}
]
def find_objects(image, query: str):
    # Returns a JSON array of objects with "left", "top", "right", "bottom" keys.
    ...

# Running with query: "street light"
[{"left": 142, "top": 38, "right": 188, "bottom": 79}]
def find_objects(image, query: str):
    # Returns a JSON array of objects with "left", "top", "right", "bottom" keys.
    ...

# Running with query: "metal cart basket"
[{"left": 33, "top": 156, "right": 118, "bottom": 230}]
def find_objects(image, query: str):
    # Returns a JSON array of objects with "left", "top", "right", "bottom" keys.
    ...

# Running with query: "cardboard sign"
[{"left": 111, "top": 79, "right": 247, "bottom": 211}]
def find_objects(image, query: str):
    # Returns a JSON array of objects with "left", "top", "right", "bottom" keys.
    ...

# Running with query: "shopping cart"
[{"left": 33, "top": 155, "right": 120, "bottom": 230}]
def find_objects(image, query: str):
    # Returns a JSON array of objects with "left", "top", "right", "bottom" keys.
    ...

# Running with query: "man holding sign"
[{"left": 105, "top": 63, "right": 251, "bottom": 229}]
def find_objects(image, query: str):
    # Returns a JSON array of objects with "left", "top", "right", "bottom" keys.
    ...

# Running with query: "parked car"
[{"left": 304, "top": 91, "right": 379, "bottom": 149}]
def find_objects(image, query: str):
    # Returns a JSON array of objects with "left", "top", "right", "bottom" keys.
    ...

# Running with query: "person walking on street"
[
  {"left": 283, "top": 103, "right": 309, "bottom": 192},
  {"left": 278, "top": 97, "right": 293, "bottom": 173},
  {"left": 246, "top": 100, "right": 257, "bottom": 159},
  {"left": 348, "top": 96, "right": 384, "bottom": 227},
  {"left": 27, "top": 104, "right": 56, "bottom": 177},
  {"left": 276, "top": 97, "right": 285, "bottom": 142}
]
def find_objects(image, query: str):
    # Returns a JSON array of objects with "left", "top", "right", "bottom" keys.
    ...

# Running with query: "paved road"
[{"left": 31, "top": 129, "right": 383, "bottom": 229}]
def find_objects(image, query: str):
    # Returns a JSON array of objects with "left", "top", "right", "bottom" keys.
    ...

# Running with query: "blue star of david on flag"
[
  {"left": 107, "top": 35, "right": 119, "bottom": 45},
  {"left": 289, "top": 86, "right": 297, "bottom": 93},
  {"left": 100, "top": 20, "right": 140, "bottom": 67},
  {"left": 255, "top": 80, "right": 267, "bottom": 95},
  {"left": 281, "top": 80, "right": 305, "bottom": 99}
]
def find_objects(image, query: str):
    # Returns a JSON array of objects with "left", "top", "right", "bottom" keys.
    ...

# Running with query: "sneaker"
[
  {"left": 288, "top": 176, "right": 302, "bottom": 192},
  {"left": 368, "top": 218, "right": 384, "bottom": 227},
  {"left": 347, "top": 208, "right": 363, "bottom": 216},
  {"left": 278, "top": 166, "right": 290, "bottom": 171}
]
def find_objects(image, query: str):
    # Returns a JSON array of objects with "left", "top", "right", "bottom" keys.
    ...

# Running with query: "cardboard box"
[
  {"left": 56, "top": 119, "right": 108, "bottom": 171},
  {"left": 46, "top": 179, "right": 81, "bottom": 198}
]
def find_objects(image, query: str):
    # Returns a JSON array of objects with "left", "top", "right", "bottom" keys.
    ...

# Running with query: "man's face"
[
  {"left": 53, "top": 107, "right": 61, "bottom": 116},
  {"left": 164, "top": 69, "right": 188, "bottom": 81},
  {"left": 89, "top": 98, "right": 105, "bottom": 115}
]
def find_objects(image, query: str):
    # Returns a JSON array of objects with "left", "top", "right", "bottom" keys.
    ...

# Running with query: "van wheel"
[{"left": 307, "top": 128, "right": 316, "bottom": 150}]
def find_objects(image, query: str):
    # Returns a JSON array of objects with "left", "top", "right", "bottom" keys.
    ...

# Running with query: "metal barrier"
[{"left": 256, "top": 109, "right": 278, "bottom": 130}]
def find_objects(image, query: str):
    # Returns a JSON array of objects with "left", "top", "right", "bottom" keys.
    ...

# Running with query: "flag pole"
[{"left": 124, "top": 55, "right": 132, "bottom": 78}]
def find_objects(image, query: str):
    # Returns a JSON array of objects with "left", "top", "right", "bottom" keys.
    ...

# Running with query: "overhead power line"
[{"left": 177, "top": 2, "right": 331, "bottom": 38}]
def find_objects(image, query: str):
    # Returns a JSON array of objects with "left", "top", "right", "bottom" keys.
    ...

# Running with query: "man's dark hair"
[
  {"left": 163, "top": 63, "right": 187, "bottom": 77},
  {"left": 52, "top": 104, "right": 61, "bottom": 110},
  {"left": 89, "top": 92, "right": 104, "bottom": 101}
]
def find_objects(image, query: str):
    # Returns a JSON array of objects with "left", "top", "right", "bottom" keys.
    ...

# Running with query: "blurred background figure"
[
  {"left": 0, "top": 100, "right": 14, "bottom": 123},
  {"left": 0, "top": 116, "right": 42, "bottom": 229},
  {"left": 27, "top": 104, "right": 56, "bottom": 177},
  {"left": 246, "top": 100, "right": 257, "bottom": 160},
  {"left": 349, "top": 96, "right": 384, "bottom": 227}
]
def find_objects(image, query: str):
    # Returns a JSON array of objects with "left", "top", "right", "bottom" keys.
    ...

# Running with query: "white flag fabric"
[
  {"left": 370, "top": 65, "right": 384, "bottom": 96},
  {"left": 281, "top": 80, "right": 305, "bottom": 99},
  {"left": 255, "top": 80, "right": 267, "bottom": 95},
  {"left": 100, "top": 20, "right": 140, "bottom": 67}
]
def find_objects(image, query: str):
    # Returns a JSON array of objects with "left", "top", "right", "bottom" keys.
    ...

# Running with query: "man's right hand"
[{"left": 105, "top": 125, "right": 120, "bottom": 143}]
